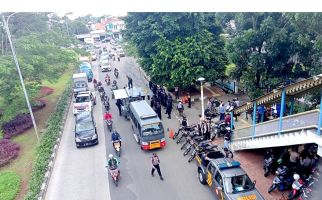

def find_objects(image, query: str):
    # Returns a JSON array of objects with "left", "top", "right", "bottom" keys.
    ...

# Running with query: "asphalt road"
[
  {"left": 45, "top": 43, "right": 216, "bottom": 200},
  {"left": 45, "top": 55, "right": 111, "bottom": 200}
]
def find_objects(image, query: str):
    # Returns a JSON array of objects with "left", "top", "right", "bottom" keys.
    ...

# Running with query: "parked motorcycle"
[
  {"left": 211, "top": 120, "right": 229, "bottom": 139},
  {"left": 113, "top": 140, "right": 121, "bottom": 157},
  {"left": 287, "top": 174, "right": 304, "bottom": 200},
  {"left": 264, "top": 150, "right": 276, "bottom": 177},
  {"left": 268, "top": 166, "right": 293, "bottom": 193},
  {"left": 188, "top": 142, "right": 217, "bottom": 162},
  {"left": 183, "top": 135, "right": 204, "bottom": 156},
  {"left": 106, "top": 119, "right": 113, "bottom": 132}
]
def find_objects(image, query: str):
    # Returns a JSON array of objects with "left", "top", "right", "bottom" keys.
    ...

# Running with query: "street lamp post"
[
  {"left": 198, "top": 77, "right": 205, "bottom": 120},
  {"left": 2, "top": 14, "right": 40, "bottom": 143}
]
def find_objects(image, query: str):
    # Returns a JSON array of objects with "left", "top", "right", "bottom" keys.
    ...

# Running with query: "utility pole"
[{"left": 2, "top": 14, "right": 40, "bottom": 143}]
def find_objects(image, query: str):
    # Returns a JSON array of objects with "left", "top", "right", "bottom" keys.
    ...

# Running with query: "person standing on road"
[
  {"left": 166, "top": 99, "right": 172, "bottom": 119},
  {"left": 187, "top": 93, "right": 191, "bottom": 108},
  {"left": 127, "top": 75, "right": 133, "bottom": 89},
  {"left": 174, "top": 86, "right": 179, "bottom": 99},
  {"left": 176, "top": 101, "right": 184, "bottom": 116},
  {"left": 151, "top": 153, "right": 164, "bottom": 180},
  {"left": 116, "top": 99, "right": 122, "bottom": 116},
  {"left": 155, "top": 102, "right": 162, "bottom": 120},
  {"left": 219, "top": 102, "right": 226, "bottom": 121}
]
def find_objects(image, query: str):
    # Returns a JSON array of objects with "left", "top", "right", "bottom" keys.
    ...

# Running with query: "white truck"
[
  {"left": 72, "top": 73, "right": 89, "bottom": 97},
  {"left": 73, "top": 91, "right": 96, "bottom": 115}
]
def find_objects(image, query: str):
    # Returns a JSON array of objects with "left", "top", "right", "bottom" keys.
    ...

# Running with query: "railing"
[{"left": 232, "top": 109, "right": 320, "bottom": 140}]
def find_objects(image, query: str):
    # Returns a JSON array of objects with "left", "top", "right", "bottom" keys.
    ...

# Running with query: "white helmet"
[
  {"left": 109, "top": 154, "right": 113, "bottom": 158},
  {"left": 293, "top": 174, "right": 300, "bottom": 180}
]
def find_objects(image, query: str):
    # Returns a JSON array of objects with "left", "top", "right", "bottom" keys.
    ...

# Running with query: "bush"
[
  {"left": 24, "top": 83, "right": 71, "bottom": 200},
  {"left": 0, "top": 171, "right": 21, "bottom": 200},
  {"left": 0, "top": 139, "right": 20, "bottom": 167},
  {"left": 39, "top": 86, "right": 54, "bottom": 97},
  {"left": 2, "top": 114, "right": 33, "bottom": 139},
  {"left": 32, "top": 98, "right": 47, "bottom": 111}
]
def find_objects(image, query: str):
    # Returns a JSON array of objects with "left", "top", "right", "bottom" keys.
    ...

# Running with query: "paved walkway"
[{"left": 171, "top": 85, "right": 283, "bottom": 200}]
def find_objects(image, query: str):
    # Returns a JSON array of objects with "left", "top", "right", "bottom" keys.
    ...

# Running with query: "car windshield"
[
  {"left": 142, "top": 123, "right": 163, "bottom": 136},
  {"left": 76, "top": 96, "right": 90, "bottom": 103},
  {"left": 76, "top": 121, "right": 94, "bottom": 133},
  {"left": 225, "top": 174, "right": 255, "bottom": 194}
]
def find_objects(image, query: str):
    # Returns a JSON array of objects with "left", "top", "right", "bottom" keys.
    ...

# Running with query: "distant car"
[
  {"left": 74, "top": 111, "right": 98, "bottom": 148},
  {"left": 101, "top": 63, "right": 111, "bottom": 72},
  {"left": 73, "top": 91, "right": 96, "bottom": 115},
  {"left": 101, "top": 52, "right": 109, "bottom": 57},
  {"left": 116, "top": 49, "right": 125, "bottom": 57},
  {"left": 94, "top": 43, "right": 101, "bottom": 49},
  {"left": 89, "top": 52, "right": 97, "bottom": 61},
  {"left": 102, "top": 37, "right": 111, "bottom": 43}
]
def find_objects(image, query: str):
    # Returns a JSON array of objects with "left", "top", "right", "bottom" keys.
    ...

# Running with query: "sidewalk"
[{"left": 167, "top": 85, "right": 283, "bottom": 200}]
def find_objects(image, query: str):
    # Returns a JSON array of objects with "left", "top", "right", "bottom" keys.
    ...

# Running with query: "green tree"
[{"left": 123, "top": 12, "right": 228, "bottom": 89}]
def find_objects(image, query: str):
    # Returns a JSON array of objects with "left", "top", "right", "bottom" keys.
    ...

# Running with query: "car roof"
[{"left": 210, "top": 158, "right": 246, "bottom": 177}]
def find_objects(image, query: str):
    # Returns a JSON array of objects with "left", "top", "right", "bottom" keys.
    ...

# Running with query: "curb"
[{"left": 37, "top": 92, "right": 72, "bottom": 200}]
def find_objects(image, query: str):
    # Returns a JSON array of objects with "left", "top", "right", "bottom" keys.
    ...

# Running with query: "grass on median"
[
  {"left": 0, "top": 67, "right": 74, "bottom": 200},
  {"left": 0, "top": 171, "right": 21, "bottom": 200}
]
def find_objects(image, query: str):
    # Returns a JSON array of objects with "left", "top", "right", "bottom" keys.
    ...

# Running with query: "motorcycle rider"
[
  {"left": 111, "top": 129, "right": 122, "bottom": 147},
  {"left": 106, "top": 154, "right": 119, "bottom": 171},
  {"left": 114, "top": 68, "right": 119, "bottom": 78},
  {"left": 104, "top": 111, "right": 112, "bottom": 121},
  {"left": 105, "top": 74, "right": 110, "bottom": 84}
]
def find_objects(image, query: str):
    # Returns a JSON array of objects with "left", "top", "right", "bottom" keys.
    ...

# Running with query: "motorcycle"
[
  {"left": 113, "top": 140, "right": 121, "bottom": 157},
  {"left": 180, "top": 131, "right": 199, "bottom": 149},
  {"left": 183, "top": 136, "right": 205, "bottom": 156},
  {"left": 188, "top": 142, "right": 217, "bottom": 162},
  {"left": 263, "top": 153, "right": 275, "bottom": 177},
  {"left": 106, "top": 119, "right": 113, "bottom": 132},
  {"left": 105, "top": 78, "right": 111, "bottom": 86},
  {"left": 114, "top": 70, "right": 119, "bottom": 78},
  {"left": 103, "top": 99, "right": 110, "bottom": 111},
  {"left": 268, "top": 166, "right": 293, "bottom": 193},
  {"left": 109, "top": 168, "right": 120, "bottom": 186},
  {"left": 174, "top": 125, "right": 197, "bottom": 140},
  {"left": 211, "top": 120, "right": 229, "bottom": 139},
  {"left": 287, "top": 175, "right": 304, "bottom": 200}
]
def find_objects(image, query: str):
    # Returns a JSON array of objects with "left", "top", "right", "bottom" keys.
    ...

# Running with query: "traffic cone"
[{"left": 169, "top": 129, "right": 174, "bottom": 139}]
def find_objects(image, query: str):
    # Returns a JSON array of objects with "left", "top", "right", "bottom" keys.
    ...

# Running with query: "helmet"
[
  {"left": 109, "top": 154, "right": 113, "bottom": 158},
  {"left": 293, "top": 174, "right": 300, "bottom": 181}
]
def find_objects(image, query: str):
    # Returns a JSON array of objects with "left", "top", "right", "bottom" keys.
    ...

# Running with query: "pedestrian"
[
  {"left": 187, "top": 93, "right": 191, "bottom": 108},
  {"left": 126, "top": 75, "right": 133, "bottom": 89},
  {"left": 224, "top": 112, "right": 231, "bottom": 126},
  {"left": 224, "top": 147, "right": 234, "bottom": 158},
  {"left": 149, "top": 80, "right": 153, "bottom": 90},
  {"left": 219, "top": 102, "right": 225, "bottom": 121},
  {"left": 116, "top": 99, "right": 122, "bottom": 116},
  {"left": 174, "top": 86, "right": 179, "bottom": 99},
  {"left": 201, "top": 121, "right": 210, "bottom": 140},
  {"left": 155, "top": 102, "right": 162, "bottom": 120},
  {"left": 223, "top": 128, "right": 232, "bottom": 149},
  {"left": 117, "top": 55, "right": 120, "bottom": 62},
  {"left": 176, "top": 101, "right": 184, "bottom": 116},
  {"left": 166, "top": 100, "right": 172, "bottom": 119},
  {"left": 151, "top": 153, "right": 163, "bottom": 180}
]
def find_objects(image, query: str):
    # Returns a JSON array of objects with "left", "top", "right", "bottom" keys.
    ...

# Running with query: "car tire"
[{"left": 198, "top": 169, "right": 206, "bottom": 185}]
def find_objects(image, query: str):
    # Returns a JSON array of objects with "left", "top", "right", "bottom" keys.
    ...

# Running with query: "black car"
[{"left": 74, "top": 111, "right": 98, "bottom": 148}]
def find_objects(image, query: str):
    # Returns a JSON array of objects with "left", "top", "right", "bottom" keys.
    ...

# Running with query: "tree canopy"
[
  {"left": 0, "top": 13, "right": 80, "bottom": 122},
  {"left": 123, "top": 12, "right": 228, "bottom": 89}
]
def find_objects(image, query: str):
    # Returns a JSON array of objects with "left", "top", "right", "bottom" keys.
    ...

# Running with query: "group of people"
[
  {"left": 218, "top": 98, "right": 240, "bottom": 122},
  {"left": 150, "top": 84, "right": 174, "bottom": 119}
]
